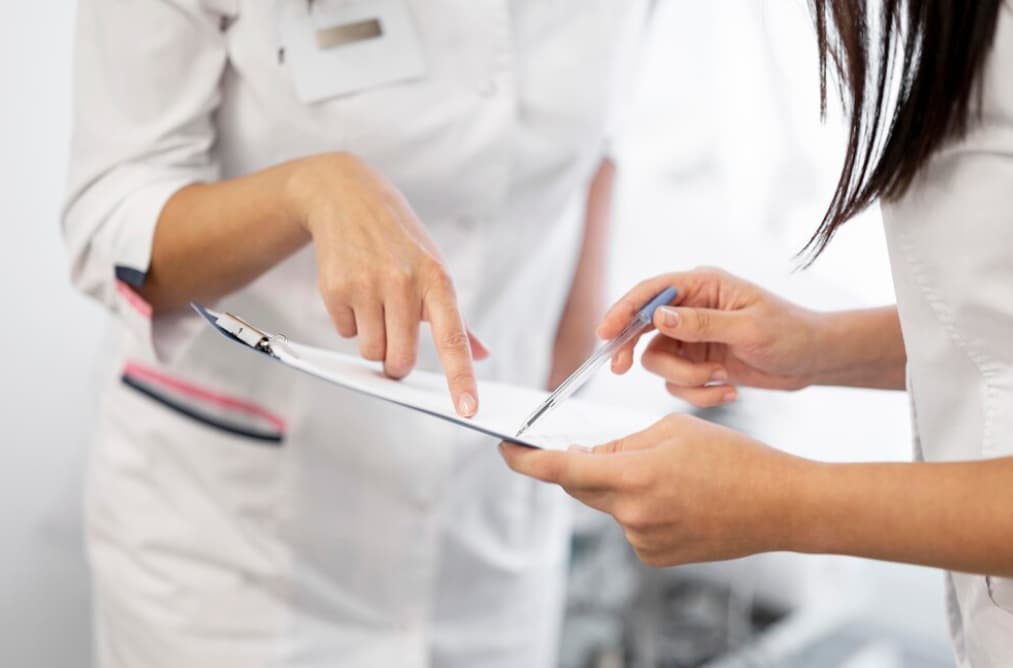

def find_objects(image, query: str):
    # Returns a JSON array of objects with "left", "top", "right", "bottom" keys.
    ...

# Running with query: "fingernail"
[
  {"left": 710, "top": 368, "right": 728, "bottom": 383},
  {"left": 568, "top": 445, "right": 593, "bottom": 453},
  {"left": 658, "top": 306, "right": 679, "bottom": 328},
  {"left": 458, "top": 392, "right": 477, "bottom": 417},
  {"left": 722, "top": 389, "right": 737, "bottom": 403}
]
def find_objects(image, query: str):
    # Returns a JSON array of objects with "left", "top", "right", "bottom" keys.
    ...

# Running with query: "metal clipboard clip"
[{"left": 192, "top": 303, "right": 283, "bottom": 358}]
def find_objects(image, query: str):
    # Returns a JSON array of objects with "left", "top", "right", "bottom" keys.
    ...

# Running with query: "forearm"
[
  {"left": 548, "top": 158, "right": 615, "bottom": 389},
  {"left": 784, "top": 456, "right": 1013, "bottom": 577},
  {"left": 140, "top": 158, "right": 312, "bottom": 312},
  {"left": 805, "top": 306, "right": 907, "bottom": 390}
]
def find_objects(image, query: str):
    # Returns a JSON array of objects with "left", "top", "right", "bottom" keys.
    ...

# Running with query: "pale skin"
[
  {"left": 141, "top": 151, "right": 610, "bottom": 414},
  {"left": 501, "top": 268, "right": 1013, "bottom": 578}
]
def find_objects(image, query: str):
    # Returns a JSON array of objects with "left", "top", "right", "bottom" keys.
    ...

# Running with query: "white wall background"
[
  {"left": 1, "top": 2, "right": 102, "bottom": 666},
  {"left": 0, "top": 1, "right": 950, "bottom": 666}
]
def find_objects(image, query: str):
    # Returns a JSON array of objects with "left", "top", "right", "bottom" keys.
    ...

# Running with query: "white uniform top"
[
  {"left": 882, "top": 5, "right": 1013, "bottom": 666},
  {"left": 62, "top": 2, "right": 646, "bottom": 667}
]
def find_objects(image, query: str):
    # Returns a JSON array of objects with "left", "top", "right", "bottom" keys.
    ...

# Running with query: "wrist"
[
  {"left": 802, "top": 307, "right": 905, "bottom": 389},
  {"left": 793, "top": 309, "right": 844, "bottom": 388},
  {"left": 774, "top": 458, "right": 825, "bottom": 554},
  {"left": 762, "top": 453, "right": 828, "bottom": 553},
  {"left": 281, "top": 152, "right": 359, "bottom": 238}
]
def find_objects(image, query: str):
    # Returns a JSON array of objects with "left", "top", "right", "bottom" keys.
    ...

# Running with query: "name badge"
[{"left": 277, "top": 0, "right": 427, "bottom": 104}]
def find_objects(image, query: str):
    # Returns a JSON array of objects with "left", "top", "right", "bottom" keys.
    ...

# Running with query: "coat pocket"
[
  {"left": 93, "top": 362, "right": 291, "bottom": 639},
  {"left": 121, "top": 361, "right": 286, "bottom": 444}
]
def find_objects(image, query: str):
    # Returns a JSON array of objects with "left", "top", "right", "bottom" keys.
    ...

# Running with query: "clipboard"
[{"left": 193, "top": 304, "right": 659, "bottom": 451}]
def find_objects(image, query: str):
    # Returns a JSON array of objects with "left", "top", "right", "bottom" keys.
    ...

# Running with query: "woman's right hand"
[
  {"left": 286, "top": 153, "right": 488, "bottom": 417},
  {"left": 598, "top": 268, "right": 826, "bottom": 407}
]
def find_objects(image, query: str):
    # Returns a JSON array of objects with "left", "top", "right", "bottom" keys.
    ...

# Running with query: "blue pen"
[{"left": 515, "top": 285, "right": 678, "bottom": 437}]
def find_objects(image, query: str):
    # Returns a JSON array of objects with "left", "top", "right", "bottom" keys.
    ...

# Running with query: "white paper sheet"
[{"left": 196, "top": 306, "right": 659, "bottom": 450}]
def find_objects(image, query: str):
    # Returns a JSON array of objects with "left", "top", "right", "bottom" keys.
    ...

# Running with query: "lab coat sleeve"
[
  {"left": 598, "top": 3, "right": 652, "bottom": 160},
  {"left": 62, "top": 0, "right": 232, "bottom": 363}
]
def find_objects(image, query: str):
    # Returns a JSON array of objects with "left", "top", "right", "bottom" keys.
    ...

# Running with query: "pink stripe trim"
[
  {"left": 116, "top": 280, "right": 153, "bottom": 318},
  {"left": 123, "top": 361, "right": 287, "bottom": 433}
]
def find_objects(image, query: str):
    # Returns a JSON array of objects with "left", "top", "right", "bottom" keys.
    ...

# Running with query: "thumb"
[
  {"left": 589, "top": 439, "right": 629, "bottom": 455},
  {"left": 654, "top": 305, "right": 749, "bottom": 345}
]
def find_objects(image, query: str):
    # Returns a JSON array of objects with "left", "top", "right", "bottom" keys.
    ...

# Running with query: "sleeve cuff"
[{"left": 105, "top": 175, "right": 212, "bottom": 364}]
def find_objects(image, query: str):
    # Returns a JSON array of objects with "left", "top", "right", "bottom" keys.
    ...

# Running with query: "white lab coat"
[
  {"left": 881, "top": 5, "right": 1013, "bottom": 666},
  {"left": 63, "top": 2, "right": 647, "bottom": 666}
]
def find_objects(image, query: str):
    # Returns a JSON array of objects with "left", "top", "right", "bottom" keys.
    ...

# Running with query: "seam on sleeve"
[{"left": 897, "top": 226, "right": 999, "bottom": 457}]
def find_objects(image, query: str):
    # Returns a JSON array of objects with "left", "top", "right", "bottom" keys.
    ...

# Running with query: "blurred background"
[{"left": 1, "top": 2, "right": 952, "bottom": 666}]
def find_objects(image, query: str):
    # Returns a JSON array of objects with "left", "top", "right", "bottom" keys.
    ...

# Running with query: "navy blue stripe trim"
[
  {"left": 114, "top": 265, "right": 147, "bottom": 288},
  {"left": 121, "top": 375, "right": 283, "bottom": 446}
]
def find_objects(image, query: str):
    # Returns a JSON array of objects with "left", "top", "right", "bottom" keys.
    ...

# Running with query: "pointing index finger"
[{"left": 423, "top": 275, "right": 478, "bottom": 418}]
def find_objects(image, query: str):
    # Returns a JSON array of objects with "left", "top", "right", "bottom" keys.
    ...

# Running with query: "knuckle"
[
  {"left": 665, "top": 369, "right": 697, "bottom": 388},
  {"left": 694, "top": 308, "right": 711, "bottom": 334},
  {"left": 695, "top": 395, "right": 722, "bottom": 409},
  {"left": 446, "top": 370, "right": 474, "bottom": 390},
  {"left": 631, "top": 278, "right": 654, "bottom": 299},
  {"left": 640, "top": 350, "right": 661, "bottom": 373},
  {"left": 348, "top": 275, "right": 375, "bottom": 297},
  {"left": 595, "top": 438, "right": 624, "bottom": 456},
  {"left": 387, "top": 349, "right": 417, "bottom": 373},
  {"left": 614, "top": 503, "right": 647, "bottom": 531},
  {"left": 438, "top": 328, "right": 470, "bottom": 352},
  {"left": 695, "top": 265, "right": 723, "bottom": 279},
  {"left": 318, "top": 274, "right": 350, "bottom": 301},
  {"left": 360, "top": 341, "right": 385, "bottom": 361},
  {"left": 704, "top": 391, "right": 728, "bottom": 407},
  {"left": 628, "top": 508, "right": 654, "bottom": 533},
  {"left": 638, "top": 551, "right": 667, "bottom": 568},
  {"left": 384, "top": 362, "right": 411, "bottom": 379},
  {"left": 424, "top": 262, "right": 454, "bottom": 292},
  {"left": 335, "top": 321, "right": 357, "bottom": 338},
  {"left": 385, "top": 266, "right": 415, "bottom": 290},
  {"left": 624, "top": 528, "right": 649, "bottom": 551},
  {"left": 698, "top": 366, "right": 720, "bottom": 384},
  {"left": 388, "top": 359, "right": 417, "bottom": 378}
]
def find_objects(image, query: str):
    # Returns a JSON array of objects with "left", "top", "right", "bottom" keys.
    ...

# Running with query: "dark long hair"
[{"left": 803, "top": 0, "right": 1004, "bottom": 261}]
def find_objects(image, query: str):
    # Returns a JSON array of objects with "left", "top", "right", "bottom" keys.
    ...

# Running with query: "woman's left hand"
[{"left": 500, "top": 414, "right": 812, "bottom": 567}]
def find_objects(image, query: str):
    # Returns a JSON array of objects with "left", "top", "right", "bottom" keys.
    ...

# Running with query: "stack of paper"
[{"left": 196, "top": 306, "right": 659, "bottom": 451}]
